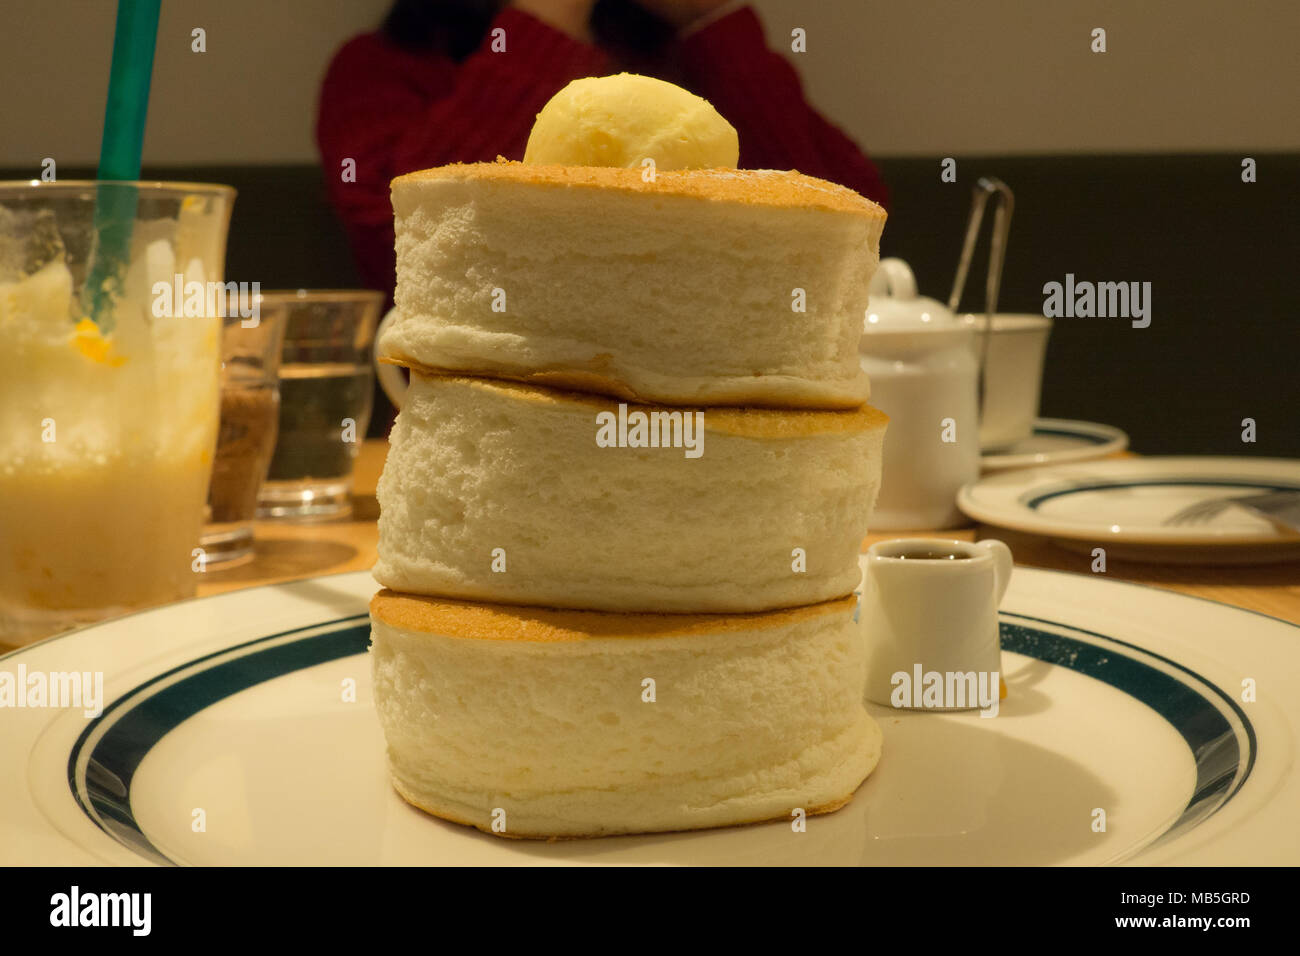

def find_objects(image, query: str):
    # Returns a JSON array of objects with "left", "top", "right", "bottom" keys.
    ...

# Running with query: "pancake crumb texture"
[
  {"left": 370, "top": 595, "right": 882, "bottom": 837},
  {"left": 385, "top": 164, "right": 885, "bottom": 408},
  {"left": 373, "top": 374, "right": 885, "bottom": 613}
]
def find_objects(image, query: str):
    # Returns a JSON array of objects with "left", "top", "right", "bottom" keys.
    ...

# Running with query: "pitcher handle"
[{"left": 974, "top": 538, "right": 1013, "bottom": 603}]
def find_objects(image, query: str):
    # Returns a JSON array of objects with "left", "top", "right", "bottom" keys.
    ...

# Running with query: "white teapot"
[{"left": 861, "top": 259, "right": 980, "bottom": 530}]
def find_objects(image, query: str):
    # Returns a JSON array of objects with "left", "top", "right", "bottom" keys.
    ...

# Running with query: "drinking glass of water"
[{"left": 257, "top": 290, "right": 384, "bottom": 520}]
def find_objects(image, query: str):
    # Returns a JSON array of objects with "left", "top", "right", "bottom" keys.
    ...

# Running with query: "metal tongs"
[{"left": 947, "top": 177, "right": 1014, "bottom": 417}]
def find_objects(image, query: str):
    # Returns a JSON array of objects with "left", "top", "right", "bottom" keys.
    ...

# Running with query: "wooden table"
[
  {"left": 193, "top": 439, "right": 1300, "bottom": 626},
  {"left": 194, "top": 440, "right": 388, "bottom": 599}
]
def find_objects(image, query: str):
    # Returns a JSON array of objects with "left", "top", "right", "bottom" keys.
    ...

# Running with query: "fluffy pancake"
[
  {"left": 384, "top": 160, "right": 886, "bottom": 408},
  {"left": 373, "top": 372, "right": 887, "bottom": 613},
  {"left": 369, "top": 590, "right": 882, "bottom": 838}
]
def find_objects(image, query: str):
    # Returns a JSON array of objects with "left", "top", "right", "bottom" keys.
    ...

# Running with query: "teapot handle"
[
  {"left": 374, "top": 307, "right": 409, "bottom": 410},
  {"left": 869, "top": 257, "right": 918, "bottom": 299}
]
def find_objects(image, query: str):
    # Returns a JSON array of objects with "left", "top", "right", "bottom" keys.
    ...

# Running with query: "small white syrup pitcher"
[
  {"left": 860, "top": 259, "right": 980, "bottom": 529},
  {"left": 861, "top": 537, "right": 1012, "bottom": 714}
]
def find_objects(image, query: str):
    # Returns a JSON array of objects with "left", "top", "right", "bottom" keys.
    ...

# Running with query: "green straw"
[{"left": 82, "top": 0, "right": 161, "bottom": 332}]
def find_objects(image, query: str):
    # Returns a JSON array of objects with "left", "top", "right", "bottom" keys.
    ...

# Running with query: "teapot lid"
[{"left": 864, "top": 258, "right": 961, "bottom": 332}]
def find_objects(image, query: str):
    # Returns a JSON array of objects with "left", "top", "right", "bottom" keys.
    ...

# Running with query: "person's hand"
[
  {"left": 511, "top": 0, "right": 599, "bottom": 43},
  {"left": 631, "top": 0, "right": 735, "bottom": 31}
]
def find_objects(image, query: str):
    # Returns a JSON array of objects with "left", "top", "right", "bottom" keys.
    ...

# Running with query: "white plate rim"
[
  {"left": 981, "top": 418, "right": 1129, "bottom": 471},
  {"left": 2, "top": 567, "right": 1296, "bottom": 866},
  {"left": 958, "top": 456, "right": 1300, "bottom": 546}
]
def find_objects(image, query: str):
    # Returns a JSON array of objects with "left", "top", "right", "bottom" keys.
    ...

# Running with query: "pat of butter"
[{"left": 524, "top": 73, "right": 738, "bottom": 171}]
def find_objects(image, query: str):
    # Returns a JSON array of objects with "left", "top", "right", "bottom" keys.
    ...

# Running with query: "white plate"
[
  {"left": 959, "top": 457, "right": 1300, "bottom": 563},
  {"left": 2, "top": 566, "right": 1295, "bottom": 866},
  {"left": 982, "top": 418, "right": 1129, "bottom": 472}
]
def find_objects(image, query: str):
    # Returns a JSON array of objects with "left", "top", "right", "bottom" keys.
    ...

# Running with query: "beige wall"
[
  {"left": 765, "top": 0, "right": 1300, "bottom": 156},
  {"left": 4, "top": 0, "right": 389, "bottom": 167},
  {"left": 3, "top": 0, "right": 1296, "bottom": 169}
]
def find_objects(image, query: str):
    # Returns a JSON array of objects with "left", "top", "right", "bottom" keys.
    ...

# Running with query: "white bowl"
[{"left": 962, "top": 313, "right": 1053, "bottom": 450}]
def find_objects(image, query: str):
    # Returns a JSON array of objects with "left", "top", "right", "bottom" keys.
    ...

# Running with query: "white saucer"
[
  {"left": 959, "top": 456, "right": 1300, "bottom": 563},
  {"left": 2, "top": 565, "right": 1296, "bottom": 865},
  {"left": 982, "top": 418, "right": 1129, "bottom": 472}
]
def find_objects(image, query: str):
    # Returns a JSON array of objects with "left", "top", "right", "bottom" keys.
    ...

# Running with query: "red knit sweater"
[{"left": 316, "top": 5, "right": 889, "bottom": 295}]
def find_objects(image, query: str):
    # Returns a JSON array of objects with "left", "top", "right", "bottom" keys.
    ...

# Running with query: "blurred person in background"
[{"left": 317, "top": 0, "right": 889, "bottom": 297}]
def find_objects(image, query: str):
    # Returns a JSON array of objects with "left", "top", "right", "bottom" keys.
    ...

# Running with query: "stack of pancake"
[{"left": 369, "top": 78, "right": 889, "bottom": 839}]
